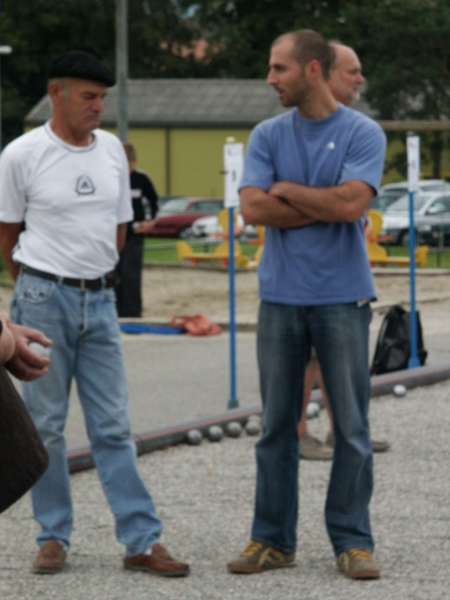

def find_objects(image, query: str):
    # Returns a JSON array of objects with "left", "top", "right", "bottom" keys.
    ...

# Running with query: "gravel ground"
[
  {"left": 1, "top": 382, "right": 450, "bottom": 600},
  {"left": 2, "top": 265, "right": 450, "bottom": 323},
  {"left": 1, "top": 267, "right": 450, "bottom": 599},
  {"left": 136, "top": 265, "right": 450, "bottom": 322}
]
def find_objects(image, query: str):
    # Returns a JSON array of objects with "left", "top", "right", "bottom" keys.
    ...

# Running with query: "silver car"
[
  {"left": 371, "top": 179, "right": 449, "bottom": 213},
  {"left": 381, "top": 191, "right": 450, "bottom": 245}
]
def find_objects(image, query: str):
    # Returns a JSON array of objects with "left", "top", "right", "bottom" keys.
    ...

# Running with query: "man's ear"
[
  {"left": 47, "top": 79, "right": 64, "bottom": 102},
  {"left": 305, "top": 59, "right": 322, "bottom": 81}
]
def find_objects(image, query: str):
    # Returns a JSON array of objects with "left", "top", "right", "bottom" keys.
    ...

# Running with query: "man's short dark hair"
[
  {"left": 273, "top": 30, "right": 335, "bottom": 79},
  {"left": 48, "top": 50, "right": 115, "bottom": 87}
]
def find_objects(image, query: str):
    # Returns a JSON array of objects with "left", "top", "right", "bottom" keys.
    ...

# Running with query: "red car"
[{"left": 148, "top": 197, "right": 224, "bottom": 238}]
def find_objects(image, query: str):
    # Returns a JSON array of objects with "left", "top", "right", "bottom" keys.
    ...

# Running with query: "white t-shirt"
[{"left": 0, "top": 122, "right": 132, "bottom": 278}]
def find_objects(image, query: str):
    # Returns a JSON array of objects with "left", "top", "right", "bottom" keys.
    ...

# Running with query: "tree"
[
  {"left": 2, "top": 0, "right": 450, "bottom": 177},
  {"left": 0, "top": 1, "right": 115, "bottom": 144},
  {"left": 0, "top": 0, "right": 201, "bottom": 145},
  {"left": 182, "top": 0, "right": 450, "bottom": 176},
  {"left": 178, "top": 0, "right": 344, "bottom": 77},
  {"left": 335, "top": 0, "right": 450, "bottom": 177}
]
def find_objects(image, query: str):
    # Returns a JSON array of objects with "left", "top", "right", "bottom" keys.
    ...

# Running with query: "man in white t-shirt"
[{"left": 0, "top": 50, "right": 189, "bottom": 577}]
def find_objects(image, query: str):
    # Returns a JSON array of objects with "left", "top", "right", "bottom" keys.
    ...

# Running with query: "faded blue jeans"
[
  {"left": 251, "top": 301, "right": 373, "bottom": 556},
  {"left": 11, "top": 272, "right": 162, "bottom": 555}
]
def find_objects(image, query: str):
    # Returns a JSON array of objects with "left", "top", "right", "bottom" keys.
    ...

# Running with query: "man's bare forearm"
[
  {"left": 0, "top": 223, "right": 22, "bottom": 280},
  {"left": 269, "top": 180, "right": 374, "bottom": 223},
  {"left": 117, "top": 223, "right": 127, "bottom": 252},
  {"left": 1, "top": 253, "right": 19, "bottom": 280},
  {"left": 240, "top": 187, "right": 316, "bottom": 228}
]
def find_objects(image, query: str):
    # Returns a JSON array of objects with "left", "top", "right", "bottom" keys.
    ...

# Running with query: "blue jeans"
[
  {"left": 11, "top": 272, "right": 162, "bottom": 555},
  {"left": 252, "top": 301, "right": 373, "bottom": 556}
]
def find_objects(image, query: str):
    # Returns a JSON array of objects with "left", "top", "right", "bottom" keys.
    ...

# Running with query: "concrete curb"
[{"left": 67, "top": 363, "right": 450, "bottom": 475}]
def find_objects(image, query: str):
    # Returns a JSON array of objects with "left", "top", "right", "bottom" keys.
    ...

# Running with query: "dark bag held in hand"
[
  {"left": 0, "top": 366, "right": 49, "bottom": 513},
  {"left": 371, "top": 304, "right": 427, "bottom": 375}
]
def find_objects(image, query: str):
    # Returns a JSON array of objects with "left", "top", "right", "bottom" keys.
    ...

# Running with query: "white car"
[
  {"left": 189, "top": 213, "right": 246, "bottom": 238},
  {"left": 381, "top": 190, "right": 450, "bottom": 245},
  {"left": 372, "top": 179, "right": 449, "bottom": 213}
]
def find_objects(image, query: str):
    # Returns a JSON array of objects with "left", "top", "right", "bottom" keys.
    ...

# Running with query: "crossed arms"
[{"left": 240, "top": 180, "right": 375, "bottom": 228}]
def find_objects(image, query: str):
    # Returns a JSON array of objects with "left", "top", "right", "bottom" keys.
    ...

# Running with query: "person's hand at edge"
[
  {"left": 0, "top": 319, "right": 16, "bottom": 364},
  {"left": 5, "top": 323, "right": 52, "bottom": 381}
]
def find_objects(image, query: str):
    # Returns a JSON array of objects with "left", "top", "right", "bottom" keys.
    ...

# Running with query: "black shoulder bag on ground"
[
  {"left": 370, "top": 304, "right": 428, "bottom": 375},
  {"left": 0, "top": 366, "right": 49, "bottom": 513}
]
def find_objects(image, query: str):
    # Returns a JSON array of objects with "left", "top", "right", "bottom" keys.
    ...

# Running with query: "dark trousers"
[{"left": 115, "top": 236, "right": 144, "bottom": 317}]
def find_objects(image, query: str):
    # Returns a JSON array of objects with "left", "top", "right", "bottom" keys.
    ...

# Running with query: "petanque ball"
[
  {"left": 225, "top": 421, "right": 243, "bottom": 438},
  {"left": 28, "top": 342, "right": 52, "bottom": 358},
  {"left": 393, "top": 384, "right": 407, "bottom": 397},
  {"left": 186, "top": 429, "right": 202, "bottom": 445},
  {"left": 245, "top": 418, "right": 261, "bottom": 436},
  {"left": 208, "top": 425, "right": 224, "bottom": 442},
  {"left": 306, "top": 400, "right": 320, "bottom": 419}
]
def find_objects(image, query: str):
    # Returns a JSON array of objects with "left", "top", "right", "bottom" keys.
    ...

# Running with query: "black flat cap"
[{"left": 48, "top": 50, "right": 115, "bottom": 87}]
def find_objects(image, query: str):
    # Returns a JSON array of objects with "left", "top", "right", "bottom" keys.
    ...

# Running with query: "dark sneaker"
[
  {"left": 299, "top": 432, "right": 333, "bottom": 460},
  {"left": 227, "top": 540, "right": 295, "bottom": 574},
  {"left": 337, "top": 548, "right": 381, "bottom": 580},
  {"left": 326, "top": 431, "right": 390, "bottom": 453},
  {"left": 124, "top": 543, "right": 189, "bottom": 577},
  {"left": 32, "top": 540, "right": 67, "bottom": 574}
]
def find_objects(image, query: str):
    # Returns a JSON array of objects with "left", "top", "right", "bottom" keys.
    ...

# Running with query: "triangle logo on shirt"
[{"left": 76, "top": 175, "right": 96, "bottom": 195}]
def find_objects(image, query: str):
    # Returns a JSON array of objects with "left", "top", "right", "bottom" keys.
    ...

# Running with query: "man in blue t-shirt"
[{"left": 227, "top": 30, "right": 386, "bottom": 581}]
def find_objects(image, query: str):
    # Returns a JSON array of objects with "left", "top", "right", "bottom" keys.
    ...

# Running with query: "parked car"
[
  {"left": 147, "top": 197, "right": 224, "bottom": 238},
  {"left": 188, "top": 213, "right": 242, "bottom": 238},
  {"left": 422, "top": 221, "right": 450, "bottom": 247},
  {"left": 188, "top": 211, "right": 260, "bottom": 240},
  {"left": 381, "top": 191, "right": 450, "bottom": 245},
  {"left": 371, "top": 179, "right": 449, "bottom": 213}
]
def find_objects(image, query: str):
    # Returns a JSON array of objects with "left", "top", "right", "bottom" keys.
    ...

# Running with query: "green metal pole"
[{"left": 116, "top": 0, "right": 128, "bottom": 142}]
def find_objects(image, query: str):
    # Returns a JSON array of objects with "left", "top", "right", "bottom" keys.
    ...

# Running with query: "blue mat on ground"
[{"left": 120, "top": 323, "right": 185, "bottom": 335}]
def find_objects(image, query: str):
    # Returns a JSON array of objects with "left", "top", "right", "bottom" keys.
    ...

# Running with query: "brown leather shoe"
[
  {"left": 32, "top": 540, "right": 67, "bottom": 574},
  {"left": 124, "top": 543, "right": 190, "bottom": 577}
]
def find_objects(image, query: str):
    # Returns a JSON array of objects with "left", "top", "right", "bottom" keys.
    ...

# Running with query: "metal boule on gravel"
[
  {"left": 186, "top": 429, "right": 203, "bottom": 445},
  {"left": 208, "top": 425, "right": 224, "bottom": 442},
  {"left": 245, "top": 418, "right": 261, "bottom": 436},
  {"left": 306, "top": 400, "right": 321, "bottom": 419},
  {"left": 225, "top": 421, "right": 243, "bottom": 438},
  {"left": 393, "top": 384, "right": 407, "bottom": 397}
]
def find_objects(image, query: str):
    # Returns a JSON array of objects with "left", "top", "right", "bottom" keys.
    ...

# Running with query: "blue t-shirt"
[{"left": 240, "top": 105, "right": 386, "bottom": 305}]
